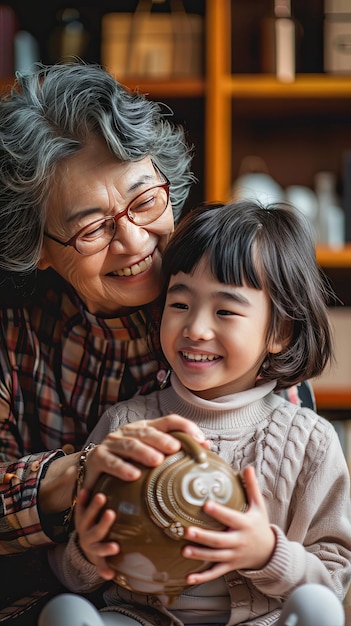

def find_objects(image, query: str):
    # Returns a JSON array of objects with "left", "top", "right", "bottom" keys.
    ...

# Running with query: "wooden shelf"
[
  {"left": 315, "top": 390, "right": 351, "bottom": 410},
  {"left": 1, "top": 76, "right": 205, "bottom": 99},
  {"left": 119, "top": 77, "right": 205, "bottom": 98},
  {"left": 205, "top": 0, "right": 351, "bottom": 201},
  {"left": 206, "top": 1, "right": 351, "bottom": 413},
  {"left": 316, "top": 245, "right": 351, "bottom": 268},
  {"left": 226, "top": 74, "right": 351, "bottom": 99}
]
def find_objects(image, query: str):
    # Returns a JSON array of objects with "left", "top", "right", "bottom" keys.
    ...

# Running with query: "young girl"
[{"left": 47, "top": 201, "right": 351, "bottom": 626}]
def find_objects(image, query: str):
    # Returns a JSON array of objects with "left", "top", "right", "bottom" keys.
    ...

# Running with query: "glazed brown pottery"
[{"left": 92, "top": 431, "right": 247, "bottom": 603}]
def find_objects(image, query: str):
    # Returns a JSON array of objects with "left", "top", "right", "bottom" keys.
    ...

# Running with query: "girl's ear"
[{"left": 267, "top": 321, "right": 292, "bottom": 355}]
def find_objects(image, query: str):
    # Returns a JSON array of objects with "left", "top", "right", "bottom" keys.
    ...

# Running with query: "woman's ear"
[{"left": 37, "top": 243, "right": 50, "bottom": 270}]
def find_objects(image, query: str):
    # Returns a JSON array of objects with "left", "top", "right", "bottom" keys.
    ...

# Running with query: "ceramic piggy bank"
[{"left": 92, "top": 431, "right": 247, "bottom": 603}]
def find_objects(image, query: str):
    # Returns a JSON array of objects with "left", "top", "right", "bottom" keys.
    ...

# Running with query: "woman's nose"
[{"left": 108, "top": 216, "right": 149, "bottom": 254}]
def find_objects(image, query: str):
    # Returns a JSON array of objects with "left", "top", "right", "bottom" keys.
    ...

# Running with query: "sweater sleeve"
[
  {"left": 239, "top": 423, "right": 351, "bottom": 601},
  {"left": 48, "top": 531, "right": 105, "bottom": 593}
]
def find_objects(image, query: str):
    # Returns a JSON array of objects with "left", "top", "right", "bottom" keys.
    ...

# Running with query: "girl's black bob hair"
[{"left": 161, "top": 200, "right": 334, "bottom": 391}]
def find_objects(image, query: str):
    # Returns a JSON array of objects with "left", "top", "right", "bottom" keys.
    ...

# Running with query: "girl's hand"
[
  {"left": 184, "top": 466, "right": 276, "bottom": 584},
  {"left": 82, "top": 415, "right": 209, "bottom": 490},
  {"left": 75, "top": 487, "right": 118, "bottom": 580}
]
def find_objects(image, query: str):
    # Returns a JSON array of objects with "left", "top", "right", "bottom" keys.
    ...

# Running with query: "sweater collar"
[{"left": 159, "top": 373, "right": 281, "bottom": 430}]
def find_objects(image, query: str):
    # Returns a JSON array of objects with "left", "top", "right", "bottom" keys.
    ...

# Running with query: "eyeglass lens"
[{"left": 75, "top": 183, "right": 169, "bottom": 254}]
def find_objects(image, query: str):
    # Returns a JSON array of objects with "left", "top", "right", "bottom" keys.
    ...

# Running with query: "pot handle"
[{"left": 170, "top": 430, "right": 208, "bottom": 464}]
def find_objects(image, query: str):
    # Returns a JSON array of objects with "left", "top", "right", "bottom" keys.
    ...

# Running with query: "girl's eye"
[
  {"left": 170, "top": 302, "right": 188, "bottom": 310},
  {"left": 217, "top": 309, "right": 235, "bottom": 316}
]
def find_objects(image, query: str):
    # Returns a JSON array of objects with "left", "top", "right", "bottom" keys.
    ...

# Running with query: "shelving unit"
[
  {"left": 314, "top": 246, "right": 351, "bottom": 409},
  {"left": 204, "top": 0, "right": 351, "bottom": 200},
  {"left": 1, "top": 0, "right": 350, "bottom": 412}
]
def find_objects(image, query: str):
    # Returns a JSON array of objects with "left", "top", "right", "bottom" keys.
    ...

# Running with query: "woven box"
[{"left": 101, "top": 10, "right": 203, "bottom": 79}]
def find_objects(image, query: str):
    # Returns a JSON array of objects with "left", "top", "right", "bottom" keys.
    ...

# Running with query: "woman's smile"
[{"left": 107, "top": 253, "right": 153, "bottom": 277}]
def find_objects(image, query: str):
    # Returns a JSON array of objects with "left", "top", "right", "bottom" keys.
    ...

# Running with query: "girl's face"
[
  {"left": 160, "top": 258, "right": 284, "bottom": 399},
  {"left": 39, "top": 136, "right": 174, "bottom": 316}
]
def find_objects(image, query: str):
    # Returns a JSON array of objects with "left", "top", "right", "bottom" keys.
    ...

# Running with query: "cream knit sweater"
[{"left": 49, "top": 376, "right": 351, "bottom": 626}]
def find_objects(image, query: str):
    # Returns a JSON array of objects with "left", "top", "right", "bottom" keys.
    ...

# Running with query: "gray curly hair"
[{"left": 0, "top": 62, "right": 194, "bottom": 275}]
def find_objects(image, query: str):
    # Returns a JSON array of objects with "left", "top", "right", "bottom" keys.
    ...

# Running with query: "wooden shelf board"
[
  {"left": 0, "top": 76, "right": 205, "bottom": 98},
  {"left": 224, "top": 74, "right": 351, "bottom": 99},
  {"left": 316, "top": 245, "right": 351, "bottom": 268},
  {"left": 94, "top": 77, "right": 204, "bottom": 98},
  {"left": 315, "top": 390, "right": 351, "bottom": 410}
]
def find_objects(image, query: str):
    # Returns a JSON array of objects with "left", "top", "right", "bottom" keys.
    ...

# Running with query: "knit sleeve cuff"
[
  {"left": 238, "top": 524, "right": 306, "bottom": 596},
  {"left": 48, "top": 531, "right": 105, "bottom": 593}
]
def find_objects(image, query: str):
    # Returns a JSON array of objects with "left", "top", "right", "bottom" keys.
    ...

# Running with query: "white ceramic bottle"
[{"left": 314, "top": 170, "right": 345, "bottom": 247}]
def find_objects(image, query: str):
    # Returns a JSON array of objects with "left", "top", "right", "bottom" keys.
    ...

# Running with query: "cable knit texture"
[{"left": 48, "top": 375, "right": 351, "bottom": 626}]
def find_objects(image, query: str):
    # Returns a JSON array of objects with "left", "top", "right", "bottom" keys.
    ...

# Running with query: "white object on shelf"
[
  {"left": 14, "top": 31, "right": 40, "bottom": 72},
  {"left": 324, "top": 0, "right": 351, "bottom": 74},
  {"left": 261, "top": 0, "right": 296, "bottom": 83},
  {"left": 231, "top": 155, "right": 285, "bottom": 205},
  {"left": 285, "top": 185, "right": 319, "bottom": 242},
  {"left": 314, "top": 171, "right": 345, "bottom": 247},
  {"left": 275, "top": 16, "right": 296, "bottom": 82}
]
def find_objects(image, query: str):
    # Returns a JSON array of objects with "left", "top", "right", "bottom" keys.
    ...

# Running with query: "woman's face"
[{"left": 40, "top": 137, "right": 174, "bottom": 316}]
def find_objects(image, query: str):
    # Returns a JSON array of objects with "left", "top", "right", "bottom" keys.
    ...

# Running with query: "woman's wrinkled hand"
[{"left": 82, "top": 415, "right": 208, "bottom": 490}]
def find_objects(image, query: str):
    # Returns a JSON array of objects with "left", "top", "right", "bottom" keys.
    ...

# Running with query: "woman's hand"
[
  {"left": 75, "top": 487, "right": 118, "bottom": 580},
  {"left": 82, "top": 415, "right": 208, "bottom": 490},
  {"left": 184, "top": 466, "right": 276, "bottom": 584},
  {"left": 39, "top": 415, "right": 207, "bottom": 516}
]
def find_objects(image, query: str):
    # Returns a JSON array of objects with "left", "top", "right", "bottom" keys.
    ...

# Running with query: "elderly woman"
[{"left": 0, "top": 62, "right": 206, "bottom": 619}]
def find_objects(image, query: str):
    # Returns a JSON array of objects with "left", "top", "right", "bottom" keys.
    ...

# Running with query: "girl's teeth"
[{"left": 182, "top": 351, "right": 219, "bottom": 362}]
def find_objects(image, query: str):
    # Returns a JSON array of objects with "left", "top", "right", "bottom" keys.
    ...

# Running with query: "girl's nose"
[{"left": 183, "top": 313, "right": 214, "bottom": 341}]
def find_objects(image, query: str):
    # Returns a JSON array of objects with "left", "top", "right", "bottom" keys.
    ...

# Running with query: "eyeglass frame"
[{"left": 44, "top": 165, "right": 171, "bottom": 256}]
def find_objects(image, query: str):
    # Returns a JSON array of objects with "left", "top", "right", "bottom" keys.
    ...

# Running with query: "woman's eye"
[
  {"left": 82, "top": 221, "right": 109, "bottom": 240},
  {"left": 133, "top": 193, "right": 155, "bottom": 212}
]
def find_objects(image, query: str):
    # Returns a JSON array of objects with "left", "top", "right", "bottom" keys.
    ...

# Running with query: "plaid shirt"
[{"left": 0, "top": 277, "right": 164, "bottom": 554}]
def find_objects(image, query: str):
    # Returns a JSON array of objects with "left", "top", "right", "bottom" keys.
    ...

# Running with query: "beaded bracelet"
[{"left": 63, "top": 442, "right": 97, "bottom": 531}]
